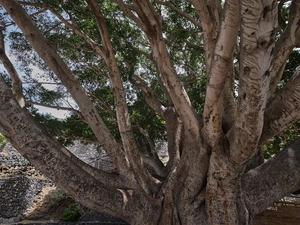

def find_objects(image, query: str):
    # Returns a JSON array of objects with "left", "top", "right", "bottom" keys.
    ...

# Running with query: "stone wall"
[
  {"left": 0, "top": 142, "right": 118, "bottom": 224},
  {"left": 0, "top": 177, "right": 50, "bottom": 222}
]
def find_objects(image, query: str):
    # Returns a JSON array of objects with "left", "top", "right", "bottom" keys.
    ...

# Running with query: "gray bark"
[{"left": 1, "top": 0, "right": 300, "bottom": 225}]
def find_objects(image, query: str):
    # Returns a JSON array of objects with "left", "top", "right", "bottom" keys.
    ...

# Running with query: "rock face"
[
  {"left": 0, "top": 177, "right": 50, "bottom": 219},
  {"left": 0, "top": 141, "right": 122, "bottom": 223}
]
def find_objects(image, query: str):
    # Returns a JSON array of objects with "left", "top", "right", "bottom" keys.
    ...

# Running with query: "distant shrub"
[
  {"left": 0, "top": 134, "right": 6, "bottom": 149},
  {"left": 49, "top": 188, "right": 67, "bottom": 206},
  {"left": 62, "top": 202, "right": 81, "bottom": 222}
]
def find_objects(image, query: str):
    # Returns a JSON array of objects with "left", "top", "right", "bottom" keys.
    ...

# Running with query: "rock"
[
  {"left": 1, "top": 164, "right": 9, "bottom": 171},
  {"left": 0, "top": 216, "right": 21, "bottom": 224}
]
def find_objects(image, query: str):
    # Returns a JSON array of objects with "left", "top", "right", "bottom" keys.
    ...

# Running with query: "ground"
[
  {"left": 21, "top": 187, "right": 75, "bottom": 223},
  {"left": 253, "top": 199, "right": 300, "bottom": 225}
]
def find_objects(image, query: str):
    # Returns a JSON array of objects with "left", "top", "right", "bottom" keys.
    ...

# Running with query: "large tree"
[{"left": 0, "top": 0, "right": 300, "bottom": 224}]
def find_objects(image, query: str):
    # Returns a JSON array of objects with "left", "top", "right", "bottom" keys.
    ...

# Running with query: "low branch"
[
  {"left": 243, "top": 136, "right": 300, "bottom": 216},
  {"left": 0, "top": 74, "right": 133, "bottom": 217}
]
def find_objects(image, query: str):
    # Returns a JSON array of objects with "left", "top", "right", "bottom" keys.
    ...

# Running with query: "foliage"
[
  {"left": 0, "top": 133, "right": 6, "bottom": 149},
  {"left": 62, "top": 203, "right": 81, "bottom": 222},
  {"left": 49, "top": 188, "right": 68, "bottom": 206}
]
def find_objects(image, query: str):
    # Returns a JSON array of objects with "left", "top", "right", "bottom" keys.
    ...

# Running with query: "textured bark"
[{"left": 1, "top": 0, "right": 300, "bottom": 225}]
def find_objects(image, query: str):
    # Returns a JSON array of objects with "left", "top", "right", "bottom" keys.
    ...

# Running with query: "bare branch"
[
  {"left": 0, "top": 29, "right": 25, "bottom": 107},
  {"left": 26, "top": 100, "right": 84, "bottom": 119},
  {"left": 131, "top": 73, "right": 166, "bottom": 117},
  {"left": 153, "top": 0, "right": 202, "bottom": 28}
]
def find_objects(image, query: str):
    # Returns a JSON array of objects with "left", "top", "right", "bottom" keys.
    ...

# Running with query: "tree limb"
[
  {"left": 268, "top": 0, "right": 300, "bottom": 99},
  {"left": 243, "top": 136, "right": 300, "bottom": 216},
  {"left": 26, "top": 100, "right": 84, "bottom": 119},
  {"left": 189, "top": 0, "right": 221, "bottom": 70},
  {"left": 0, "top": 29, "right": 25, "bottom": 107},
  {"left": 85, "top": 0, "right": 161, "bottom": 195},
  {"left": 260, "top": 66, "right": 300, "bottom": 145},
  {"left": 0, "top": 0, "right": 126, "bottom": 172},
  {"left": 230, "top": 0, "right": 277, "bottom": 164},
  {"left": 131, "top": 73, "right": 166, "bottom": 117},
  {"left": 153, "top": 0, "right": 202, "bottom": 28},
  {"left": 130, "top": 0, "right": 201, "bottom": 135},
  {"left": 203, "top": 0, "right": 240, "bottom": 144},
  {"left": 44, "top": 3, "right": 105, "bottom": 58},
  {"left": 0, "top": 74, "right": 136, "bottom": 217}
]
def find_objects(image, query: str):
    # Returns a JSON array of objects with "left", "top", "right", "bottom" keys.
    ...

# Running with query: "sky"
[{"left": 0, "top": 43, "right": 68, "bottom": 119}]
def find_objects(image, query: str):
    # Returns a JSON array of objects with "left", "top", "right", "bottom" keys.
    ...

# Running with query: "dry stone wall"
[
  {"left": 0, "top": 141, "right": 119, "bottom": 223},
  {"left": 0, "top": 177, "right": 51, "bottom": 223}
]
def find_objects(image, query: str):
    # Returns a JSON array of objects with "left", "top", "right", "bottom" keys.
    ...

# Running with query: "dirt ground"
[
  {"left": 20, "top": 187, "right": 74, "bottom": 223},
  {"left": 253, "top": 200, "right": 300, "bottom": 225}
]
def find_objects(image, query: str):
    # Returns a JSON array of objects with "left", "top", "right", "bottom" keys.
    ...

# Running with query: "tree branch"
[
  {"left": 153, "top": 0, "right": 202, "bottom": 28},
  {"left": 131, "top": 73, "right": 166, "bottom": 117},
  {"left": 85, "top": 0, "right": 161, "bottom": 195},
  {"left": 26, "top": 100, "right": 84, "bottom": 119},
  {"left": 190, "top": 0, "right": 221, "bottom": 70},
  {"left": 268, "top": 0, "right": 300, "bottom": 99},
  {"left": 260, "top": 66, "right": 300, "bottom": 145},
  {"left": 86, "top": 92, "right": 116, "bottom": 119},
  {"left": 0, "top": 0, "right": 126, "bottom": 172},
  {"left": 0, "top": 74, "right": 162, "bottom": 224},
  {"left": 43, "top": 3, "right": 105, "bottom": 58},
  {"left": 243, "top": 136, "right": 300, "bottom": 216},
  {"left": 230, "top": 0, "right": 277, "bottom": 164},
  {"left": 203, "top": 0, "right": 240, "bottom": 144},
  {"left": 130, "top": 0, "right": 201, "bottom": 135},
  {"left": 0, "top": 28, "right": 25, "bottom": 107}
]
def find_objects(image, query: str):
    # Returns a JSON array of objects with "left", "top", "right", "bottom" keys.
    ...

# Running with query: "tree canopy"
[{"left": 1, "top": 0, "right": 300, "bottom": 225}]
